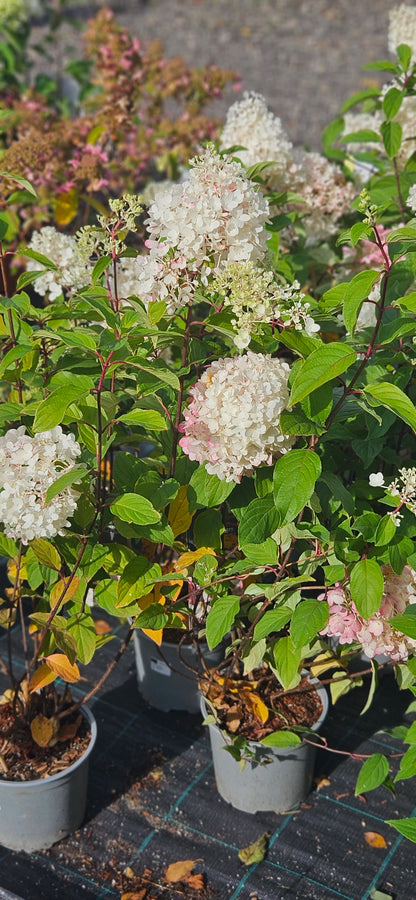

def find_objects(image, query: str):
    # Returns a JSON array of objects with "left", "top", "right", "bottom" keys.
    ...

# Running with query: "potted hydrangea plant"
[{"left": 2, "top": 0, "right": 416, "bottom": 844}]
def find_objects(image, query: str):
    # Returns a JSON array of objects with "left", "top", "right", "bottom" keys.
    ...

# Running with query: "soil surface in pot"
[
  {"left": 201, "top": 671, "right": 323, "bottom": 742},
  {"left": 0, "top": 701, "right": 91, "bottom": 781}
]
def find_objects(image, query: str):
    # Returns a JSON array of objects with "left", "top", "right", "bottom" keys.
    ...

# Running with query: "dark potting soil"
[
  {"left": 0, "top": 702, "right": 91, "bottom": 781},
  {"left": 202, "top": 673, "right": 323, "bottom": 742}
]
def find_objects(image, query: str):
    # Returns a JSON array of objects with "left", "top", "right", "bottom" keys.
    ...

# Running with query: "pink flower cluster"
[{"left": 319, "top": 565, "right": 416, "bottom": 662}]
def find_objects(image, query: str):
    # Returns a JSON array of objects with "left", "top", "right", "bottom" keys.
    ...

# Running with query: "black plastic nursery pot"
[{"left": 0, "top": 706, "right": 97, "bottom": 852}]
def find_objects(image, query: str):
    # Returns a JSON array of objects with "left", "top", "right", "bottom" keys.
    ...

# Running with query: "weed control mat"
[{"left": 0, "top": 627, "right": 414, "bottom": 900}]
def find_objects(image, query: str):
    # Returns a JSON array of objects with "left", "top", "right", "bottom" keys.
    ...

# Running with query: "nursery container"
[
  {"left": 0, "top": 706, "right": 97, "bottom": 852},
  {"left": 201, "top": 679, "right": 328, "bottom": 813},
  {"left": 133, "top": 629, "right": 225, "bottom": 713}
]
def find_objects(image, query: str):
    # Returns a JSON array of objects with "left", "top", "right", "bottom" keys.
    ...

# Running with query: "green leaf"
[
  {"left": 261, "top": 731, "right": 301, "bottom": 747},
  {"left": 386, "top": 817, "right": 416, "bottom": 842},
  {"left": 273, "top": 449, "right": 321, "bottom": 525},
  {"left": 355, "top": 754, "right": 389, "bottom": 795},
  {"left": 193, "top": 554, "right": 218, "bottom": 587},
  {"left": 30, "top": 538, "right": 61, "bottom": 572},
  {"left": 51, "top": 627, "right": 78, "bottom": 665},
  {"left": 33, "top": 377, "right": 93, "bottom": 432},
  {"left": 343, "top": 270, "right": 381, "bottom": 335},
  {"left": 92, "top": 255, "right": 112, "bottom": 282},
  {"left": 397, "top": 43, "right": 412, "bottom": 69},
  {"left": 374, "top": 515, "right": 397, "bottom": 547},
  {"left": 364, "top": 382, "right": 416, "bottom": 433},
  {"left": 117, "top": 409, "right": 167, "bottom": 430},
  {"left": 0, "top": 170, "right": 37, "bottom": 197},
  {"left": 289, "top": 344, "right": 357, "bottom": 406},
  {"left": 194, "top": 509, "right": 224, "bottom": 550},
  {"left": 238, "top": 498, "right": 280, "bottom": 547},
  {"left": 188, "top": 465, "right": 235, "bottom": 509},
  {"left": 243, "top": 539, "right": 279, "bottom": 565},
  {"left": 67, "top": 613, "right": 96, "bottom": 665},
  {"left": 320, "top": 472, "right": 354, "bottom": 516},
  {"left": 135, "top": 605, "right": 169, "bottom": 630},
  {"left": 0, "top": 533, "right": 18, "bottom": 557},
  {"left": 382, "top": 86, "right": 403, "bottom": 121},
  {"left": 273, "top": 636, "right": 302, "bottom": 690},
  {"left": 381, "top": 120, "right": 402, "bottom": 158},
  {"left": 341, "top": 128, "right": 381, "bottom": 144},
  {"left": 350, "top": 558, "right": 384, "bottom": 619},
  {"left": 390, "top": 606, "right": 416, "bottom": 639},
  {"left": 290, "top": 599, "right": 329, "bottom": 648},
  {"left": 279, "top": 407, "right": 325, "bottom": 437},
  {"left": 253, "top": 607, "right": 292, "bottom": 641},
  {"left": 205, "top": 594, "right": 240, "bottom": 650},
  {"left": 110, "top": 493, "right": 160, "bottom": 526},
  {"left": 237, "top": 832, "right": 270, "bottom": 866},
  {"left": 116, "top": 557, "right": 161, "bottom": 607},
  {"left": 45, "top": 466, "right": 86, "bottom": 505},
  {"left": 394, "top": 744, "right": 416, "bottom": 782}
]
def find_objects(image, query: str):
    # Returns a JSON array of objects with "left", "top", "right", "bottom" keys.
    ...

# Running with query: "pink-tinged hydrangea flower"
[
  {"left": 220, "top": 91, "right": 293, "bottom": 190},
  {"left": 137, "top": 146, "right": 270, "bottom": 314},
  {"left": 26, "top": 227, "right": 93, "bottom": 300},
  {"left": 319, "top": 565, "right": 416, "bottom": 662},
  {"left": 0, "top": 426, "right": 82, "bottom": 544},
  {"left": 179, "top": 351, "right": 294, "bottom": 482},
  {"left": 288, "top": 150, "right": 356, "bottom": 245}
]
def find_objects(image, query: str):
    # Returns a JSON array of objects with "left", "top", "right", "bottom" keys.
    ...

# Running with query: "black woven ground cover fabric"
[{"left": 0, "top": 626, "right": 415, "bottom": 900}]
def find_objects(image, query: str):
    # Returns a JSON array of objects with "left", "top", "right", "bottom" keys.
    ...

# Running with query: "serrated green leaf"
[
  {"left": 386, "top": 817, "right": 416, "bottom": 842},
  {"left": 261, "top": 731, "right": 301, "bottom": 747},
  {"left": 238, "top": 498, "right": 280, "bottom": 546},
  {"left": 364, "top": 382, "right": 416, "bottom": 433},
  {"left": 273, "top": 449, "right": 321, "bottom": 525},
  {"left": 67, "top": 613, "right": 96, "bottom": 665},
  {"left": 273, "top": 636, "right": 302, "bottom": 690},
  {"left": 350, "top": 558, "right": 384, "bottom": 619},
  {"left": 30, "top": 538, "right": 61, "bottom": 571},
  {"left": 355, "top": 754, "right": 389, "bottom": 795},
  {"left": 289, "top": 344, "right": 357, "bottom": 406},
  {"left": 117, "top": 408, "right": 167, "bottom": 430},
  {"left": 381, "top": 120, "right": 402, "bottom": 158},
  {"left": 343, "top": 270, "right": 381, "bottom": 335},
  {"left": 45, "top": 466, "right": 86, "bottom": 505},
  {"left": 390, "top": 606, "right": 416, "bottom": 639},
  {"left": 110, "top": 493, "right": 160, "bottom": 526},
  {"left": 205, "top": 594, "right": 240, "bottom": 649},
  {"left": 33, "top": 377, "right": 93, "bottom": 432},
  {"left": 188, "top": 465, "right": 235, "bottom": 510},
  {"left": 253, "top": 607, "right": 292, "bottom": 641},
  {"left": 290, "top": 599, "right": 329, "bottom": 648}
]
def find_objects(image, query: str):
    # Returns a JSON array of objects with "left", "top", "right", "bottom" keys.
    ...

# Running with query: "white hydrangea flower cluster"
[
  {"left": 319, "top": 565, "right": 416, "bottom": 662},
  {"left": 388, "top": 4, "right": 416, "bottom": 61},
  {"left": 342, "top": 111, "right": 383, "bottom": 151},
  {"left": 288, "top": 150, "right": 356, "bottom": 245},
  {"left": 368, "top": 467, "right": 416, "bottom": 525},
  {"left": 26, "top": 227, "right": 93, "bottom": 300},
  {"left": 0, "top": 426, "right": 82, "bottom": 544},
  {"left": 135, "top": 146, "right": 270, "bottom": 314},
  {"left": 0, "top": 0, "right": 40, "bottom": 27},
  {"left": 219, "top": 91, "right": 294, "bottom": 190},
  {"left": 408, "top": 183, "right": 416, "bottom": 211},
  {"left": 211, "top": 261, "right": 318, "bottom": 349},
  {"left": 179, "top": 351, "right": 294, "bottom": 482}
]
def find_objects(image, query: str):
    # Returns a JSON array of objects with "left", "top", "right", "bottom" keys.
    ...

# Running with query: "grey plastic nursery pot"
[
  {"left": 0, "top": 706, "right": 97, "bottom": 852},
  {"left": 133, "top": 628, "right": 225, "bottom": 713},
  {"left": 201, "top": 679, "right": 328, "bottom": 814}
]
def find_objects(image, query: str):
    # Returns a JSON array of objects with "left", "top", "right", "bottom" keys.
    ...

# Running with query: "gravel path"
[{"left": 91, "top": 0, "right": 407, "bottom": 149}]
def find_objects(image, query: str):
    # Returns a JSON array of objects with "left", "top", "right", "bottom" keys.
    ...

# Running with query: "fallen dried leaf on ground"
[
  {"left": 164, "top": 858, "right": 202, "bottom": 883},
  {"left": 238, "top": 832, "right": 270, "bottom": 865},
  {"left": 364, "top": 831, "right": 388, "bottom": 848}
]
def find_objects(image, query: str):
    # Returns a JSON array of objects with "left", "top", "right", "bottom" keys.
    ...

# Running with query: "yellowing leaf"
[
  {"left": 49, "top": 575, "right": 80, "bottom": 609},
  {"left": 55, "top": 188, "right": 79, "bottom": 226},
  {"left": 364, "top": 831, "right": 388, "bottom": 848},
  {"left": 28, "top": 662, "right": 57, "bottom": 693},
  {"left": 45, "top": 653, "right": 80, "bottom": 683},
  {"left": 309, "top": 652, "right": 345, "bottom": 677},
  {"left": 137, "top": 590, "right": 166, "bottom": 646},
  {"left": 30, "top": 713, "right": 59, "bottom": 747},
  {"left": 242, "top": 689, "right": 269, "bottom": 724},
  {"left": 7, "top": 558, "right": 27, "bottom": 582},
  {"left": 168, "top": 485, "right": 193, "bottom": 538},
  {"left": 238, "top": 832, "right": 270, "bottom": 865},
  {"left": 164, "top": 859, "right": 201, "bottom": 883},
  {"left": 174, "top": 546, "right": 215, "bottom": 572}
]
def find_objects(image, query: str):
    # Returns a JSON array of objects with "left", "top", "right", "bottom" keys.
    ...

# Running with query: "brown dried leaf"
[
  {"left": 121, "top": 893, "right": 147, "bottom": 900},
  {"left": 164, "top": 859, "right": 201, "bottom": 883},
  {"left": 364, "top": 831, "right": 388, "bottom": 848},
  {"left": 30, "top": 714, "right": 59, "bottom": 748},
  {"left": 94, "top": 619, "right": 112, "bottom": 635},
  {"left": 58, "top": 713, "right": 82, "bottom": 743},
  {"left": 226, "top": 706, "right": 241, "bottom": 734},
  {"left": 315, "top": 776, "right": 331, "bottom": 792},
  {"left": 187, "top": 873, "right": 205, "bottom": 890}
]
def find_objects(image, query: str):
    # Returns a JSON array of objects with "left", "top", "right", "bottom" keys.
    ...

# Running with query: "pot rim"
[
  {"left": 200, "top": 673, "right": 329, "bottom": 748},
  {"left": 0, "top": 704, "right": 97, "bottom": 789}
]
